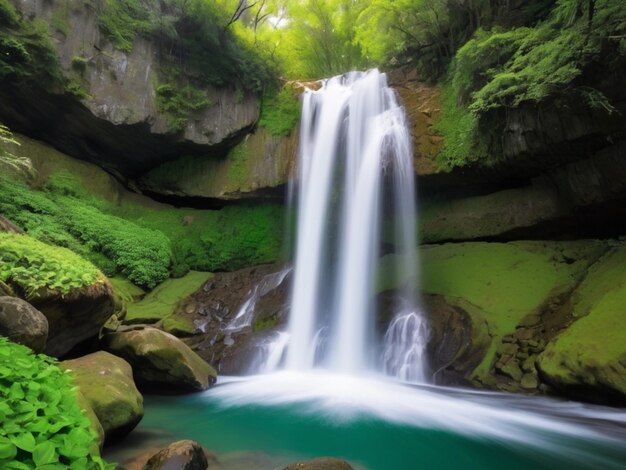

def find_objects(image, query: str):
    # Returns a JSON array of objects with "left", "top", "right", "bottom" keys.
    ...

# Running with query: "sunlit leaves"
[{"left": 0, "top": 338, "right": 112, "bottom": 469}]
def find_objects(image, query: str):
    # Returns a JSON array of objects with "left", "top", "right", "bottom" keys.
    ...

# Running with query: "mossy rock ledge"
[
  {"left": 61, "top": 351, "right": 144, "bottom": 441},
  {"left": 0, "top": 233, "right": 116, "bottom": 357},
  {"left": 103, "top": 326, "right": 217, "bottom": 392}
]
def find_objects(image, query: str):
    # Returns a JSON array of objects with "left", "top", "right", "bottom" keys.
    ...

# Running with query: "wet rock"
[
  {"left": 175, "top": 264, "right": 291, "bottom": 374},
  {"left": 143, "top": 440, "right": 210, "bottom": 470},
  {"left": 103, "top": 327, "right": 216, "bottom": 392},
  {"left": 280, "top": 458, "right": 354, "bottom": 470},
  {"left": 497, "top": 360, "right": 523, "bottom": 382},
  {"left": 61, "top": 351, "right": 143, "bottom": 441},
  {"left": 0, "top": 296, "right": 48, "bottom": 352},
  {"left": 520, "top": 373, "right": 539, "bottom": 390}
]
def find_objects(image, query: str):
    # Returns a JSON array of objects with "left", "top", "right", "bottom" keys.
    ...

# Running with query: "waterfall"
[{"left": 285, "top": 69, "right": 428, "bottom": 380}]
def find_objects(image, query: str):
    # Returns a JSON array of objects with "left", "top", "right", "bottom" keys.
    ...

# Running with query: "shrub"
[
  {"left": 0, "top": 233, "right": 101, "bottom": 299},
  {"left": 0, "top": 337, "right": 112, "bottom": 469}
]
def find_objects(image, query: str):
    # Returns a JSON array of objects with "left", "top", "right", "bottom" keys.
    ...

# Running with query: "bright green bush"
[
  {"left": 259, "top": 87, "right": 302, "bottom": 136},
  {"left": 0, "top": 179, "right": 171, "bottom": 288},
  {"left": 0, "top": 233, "right": 101, "bottom": 299},
  {"left": 0, "top": 337, "right": 112, "bottom": 469}
]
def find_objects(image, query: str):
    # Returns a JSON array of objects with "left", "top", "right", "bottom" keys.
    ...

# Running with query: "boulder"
[
  {"left": 75, "top": 390, "right": 106, "bottom": 449},
  {"left": 0, "top": 296, "right": 48, "bottom": 352},
  {"left": 143, "top": 440, "right": 210, "bottom": 470},
  {"left": 537, "top": 245, "right": 626, "bottom": 405},
  {"left": 103, "top": 327, "right": 216, "bottom": 392},
  {"left": 31, "top": 281, "right": 116, "bottom": 357},
  {"left": 1, "top": 0, "right": 260, "bottom": 178},
  {"left": 280, "top": 458, "right": 354, "bottom": 470},
  {"left": 61, "top": 351, "right": 144, "bottom": 440}
]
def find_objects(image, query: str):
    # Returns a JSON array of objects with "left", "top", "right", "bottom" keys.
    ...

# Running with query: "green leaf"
[
  {"left": 32, "top": 441, "right": 57, "bottom": 466},
  {"left": 10, "top": 431, "right": 36, "bottom": 452},
  {"left": 0, "top": 436, "right": 17, "bottom": 459}
]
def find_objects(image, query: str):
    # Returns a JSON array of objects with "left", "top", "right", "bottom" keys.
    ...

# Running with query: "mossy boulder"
[
  {"left": 123, "top": 272, "right": 211, "bottom": 325},
  {"left": 75, "top": 390, "right": 105, "bottom": 449},
  {"left": 0, "top": 296, "right": 48, "bottom": 352},
  {"left": 537, "top": 245, "right": 626, "bottom": 404},
  {"left": 413, "top": 240, "right": 608, "bottom": 390},
  {"left": 143, "top": 440, "right": 210, "bottom": 470},
  {"left": 0, "top": 233, "right": 115, "bottom": 356},
  {"left": 61, "top": 351, "right": 144, "bottom": 441},
  {"left": 103, "top": 327, "right": 216, "bottom": 392}
]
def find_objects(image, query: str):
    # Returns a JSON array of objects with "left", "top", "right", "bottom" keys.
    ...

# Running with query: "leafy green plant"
[
  {"left": 0, "top": 337, "right": 113, "bottom": 469},
  {"left": 0, "top": 233, "right": 102, "bottom": 299},
  {"left": 0, "top": 124, "right": 35, "bottom": 178}
]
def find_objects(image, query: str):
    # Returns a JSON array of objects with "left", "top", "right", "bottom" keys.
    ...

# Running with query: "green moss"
[
  {"left": 419, "top": 241, "right": 605, "bottom": 380},
  {"left": 0, "top": 338, "right": 112, "bottom": 469},
  {"left": 51, "top": 0, "right": 70, "bottom": 36},
  {"left": 155, "top": 83, "right": 211, "bottom": 133},
  {"left": 71, "top": 56, "right": 88, "bottom": 74},
  {"left": 161, "top": 316, "right": 197, "bottom": 336},
  {"left": 0, "top": 233, "right": 102, "bottom": 299},
  {"left": 225, "top": 140, "right": 251, "bottom": 189},
  {"left": 259, "top": 87, "right": 301, "bottom": 136},
  {"left": 432, "top": 84, "right": 487, "bottom": 170},
  {"left": 124, "top": 271, "right": 211, "bottom": 324},
  {"left": 252, "top": 315, "right": 279, "bottom": 333},
  {"left": 539, "top": 244, "right": 626, "bottom": 396}
]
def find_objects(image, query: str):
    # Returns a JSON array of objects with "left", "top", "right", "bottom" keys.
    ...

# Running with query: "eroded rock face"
[
  {"left": 143, "top": 440, "right": 210, "bottom": 470},
  {"left": 139, "top": 127, "right": 298, "bottom": 200},
  {"left": 0, "top": 296, "right": 48, "bottom": 353},
  {"left": 2, "top": 0, "right": 260, "bottom": 177},
  {"left": 103, "top": 326, "right": 217, "bottom": 392},
  {"left": 61, "top": 351, "right": 144, "bottom": 441}
]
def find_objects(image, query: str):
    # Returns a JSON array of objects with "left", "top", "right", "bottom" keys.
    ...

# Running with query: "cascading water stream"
[{"left": 285, "top": 69, "right": 428, "bottom": 380}]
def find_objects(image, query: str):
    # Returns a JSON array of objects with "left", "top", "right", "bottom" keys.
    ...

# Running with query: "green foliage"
[
  {"left": 98, "top": 0, "right": 277, "bottom": 92},
  {"left": 0, "top": 233, "right": 101, "bottom": 299},
  {"left": 0, "top": 178, "right": 171, "bottom": 289},
  {"left": 259, "top": 87, "right": 301, "bottom": 136},
  {"left": 0, "top": 0, "right": 19, "bottom": 27},
  {"left": 0, "top": 124, "right": 35, "bottom": 178},
  {"left": 0, "top": 337, "right": 112, "bottom": 469},
  {"left": 447, "top": 0, "right": 626, "bottom": 115},
  {"left": 155, "top": 84, "right": 211, "bottom": 133},
  {"left": 0, "top": 17, "right": 63, "bottom": 85},
  {"left": 433, "top": 84, "right": 487, "bottom": 170},
  {"left": 97, "top": 0, "right": 153, "bottom": 52}
]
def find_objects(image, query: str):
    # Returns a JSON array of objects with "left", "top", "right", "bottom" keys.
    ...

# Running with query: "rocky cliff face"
[{"left": 1, "top": 0, "right": 259, "bottom": 177}]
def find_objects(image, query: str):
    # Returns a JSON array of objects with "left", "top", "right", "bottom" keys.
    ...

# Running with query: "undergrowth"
[
  {"left": 0, "top": 337, "right": 112, "bottom": 468},
  {"left": 0, "top": 233, "right": 101, "bottom": 299}
]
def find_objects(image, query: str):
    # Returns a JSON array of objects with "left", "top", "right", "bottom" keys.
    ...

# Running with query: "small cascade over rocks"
[{"left": 284, "top": 69, "right": 428, "bottom": 380}]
